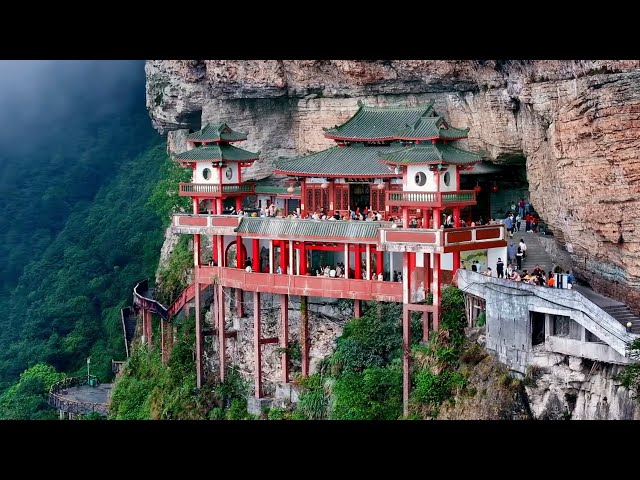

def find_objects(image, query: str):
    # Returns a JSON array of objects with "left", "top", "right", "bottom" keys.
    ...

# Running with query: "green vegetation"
[
  {"left": 0, "top": 363, "right": 65, "bottom": 420},
  {"left": 617, "top": 338, "right": 640, "bottom": 398},
  {"left": 0, "top": 138, "right": 168, "bottom": 414}
]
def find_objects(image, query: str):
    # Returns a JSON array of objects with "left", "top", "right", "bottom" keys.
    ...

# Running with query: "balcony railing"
[
  {"left": 378, "top": 224, "right": 506, "bottom": 252},
  {"left": 386, "top": 190, "right": 476, "bottom": 207},
  {"left": 179, "top": 183, "right": 255, "bottom": 196}
]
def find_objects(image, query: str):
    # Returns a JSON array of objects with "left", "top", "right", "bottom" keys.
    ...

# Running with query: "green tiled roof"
[
  {"left": 254, "top": 186, "right": 301, "bottom": 195},
  {"left": 378, "top": 144, "right": 481, "bottom": 166},
  {"left": 274, "top": 145, "right": 402, "bottom": 177},
  {"left": 174, "top": 144, "right": 258, "bottom": 162},
  {"left": 324, "top": 101, "right": 436, "bottom": 140},
  {"left": 236, "top": 217, "right": 390, "bottom": 240},
  {"left": 187, "top": 123, "right": 248, "bottom": 142},
  {"left": 322, "top": 101, "right": 471, "bottom": 141},
  {"left": 438, "top": 126, "right": 470, "bottom": 139}
]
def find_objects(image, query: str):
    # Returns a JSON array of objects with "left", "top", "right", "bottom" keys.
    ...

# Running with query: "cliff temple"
[{"left": 163, "top": 101, "right": 508, "bottom": 415}]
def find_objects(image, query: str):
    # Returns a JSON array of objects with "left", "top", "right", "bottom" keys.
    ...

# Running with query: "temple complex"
[{"left": 167, "top": 102, "right": 507, "bottom": 414}]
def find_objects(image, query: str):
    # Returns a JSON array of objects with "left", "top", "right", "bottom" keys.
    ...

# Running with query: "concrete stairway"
[
  {"left": 518, "top": 233, "right": 553, "bottom": 275},
  {"left": 602, "top": 305, "right": 640, "bottom": 335},
  {"left": 518, "top": 232, "right": 640, "bottom": 336}
]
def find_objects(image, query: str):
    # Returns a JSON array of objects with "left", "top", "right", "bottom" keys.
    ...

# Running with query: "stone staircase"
[{"left": 519, "top": 233, "right": 553, "bottom": 274}]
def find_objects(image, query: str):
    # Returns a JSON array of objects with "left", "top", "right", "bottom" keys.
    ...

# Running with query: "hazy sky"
[{"left": 0, "top": 60, "right": 146, "bottom": 147}]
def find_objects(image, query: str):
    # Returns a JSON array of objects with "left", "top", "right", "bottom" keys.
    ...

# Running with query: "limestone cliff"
[{"left": 146, "top": 60, "right": 640, "bottom": 311}]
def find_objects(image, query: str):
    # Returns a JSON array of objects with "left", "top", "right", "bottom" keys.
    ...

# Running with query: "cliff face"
[{"left": 146, "top": 60, "right": 640, "bottom": 311}]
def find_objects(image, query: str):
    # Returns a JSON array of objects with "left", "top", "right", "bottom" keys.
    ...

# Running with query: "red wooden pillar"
[
  {"left": 236, "top": 196, "right": 242, "bottom": 212},
  {"left": 376, "top": 250, "right": 383, "bottom": 277},
  {"left": 253, "top": 291, "right": 262, "bottom": 398},
  {"left": 433, "top": 208, "right": 441, "bottom": 229},
  {"left": 329, "top": 181, "right": 335, "bottom": 215},
  {"left": 160, "top": 318, "right": 166, "bottom": 365},
  {"left": 452, "top": 207, "right": 461, "bottom": 275},
  {"left": 280, "top": 241, "right": 287, "bottom": 273},
  {"left": 300, "top": 242, "right": 307, "bottom": 275},
  {"left": 422, "top": 310, "right": 429, "bottom": 343},
  {"left": 212, "top": 201, "right": 218, "bottom": 264},
  {"left": 216, "top": 198, "right": 223, "bottom": 216},
  {"left": 192, "top": 197, "right": 198, "bottom": 215},
  {"left": 301, "top": 181, "right": 307, "bottom": 218},
  {"left": 194, "top": 280, "right": 202, "bottom": 388},
  {"left": 355, "top": 244, "right": 362, "bottom": 279},
  {"left": 424, "top": 209, "right": 431, "bottom": 229},
  {"left": 218, "top": 284, "right": 226, "bottom": 382},
  {"left": 300, "top": 296, "right": 310, "bottom": 376},
  {"left": 408, "top": 251, "right": 416, "bottom": 302},
  {"left": 145, "top": 309, "right": 152, "bottom": 348},
  {"left": 432, "top": 253, "right": 441, "bottom": 332},
  {"left": 236, "top": 236, "right": 244, "bottom": 317},
  {"left": 252, "top": 238, "right": 260, "bottom": 273},
  {"left": 280, "top": 294, "right": 289, "bottom": 383},
  {"left": 402, "top": 206, "right": 409, "bottom": 228},
  {"left": 354, "top": 300, "right": 362, "bottom": 318},
  {"left": 402, "top": 305, "right": 410, "bottom": 417}
]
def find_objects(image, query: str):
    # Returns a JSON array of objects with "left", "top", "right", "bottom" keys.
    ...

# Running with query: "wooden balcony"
[
  {"left": 386, "top": 190, "right": 476, "bottom": 208},
  {"left": 197, "top": 266, "right": 403, "bottom": 303},
  {"left": 178, "top": 182, "right": 255, "bottom": 197},
  {"left": 378, "top": 224, "right": 506, "bottom": 253}
]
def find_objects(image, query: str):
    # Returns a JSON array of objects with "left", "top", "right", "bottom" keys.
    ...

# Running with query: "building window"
[
  {"left": 414, "top": 171, "right": 427, "bottom": 187},
  {"left": 203, "top": 168, "right": 211, "bottom": 180},
  {"left": 443, "top": 171, "right": 451, "bottom": 186},
  {"left": 226, "top": 167, "right": 233, "bottom": 180}
]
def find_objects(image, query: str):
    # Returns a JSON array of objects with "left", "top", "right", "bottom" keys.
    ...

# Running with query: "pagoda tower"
[{"left": 174, "top": 122, "right": 258, "bottom": 387}]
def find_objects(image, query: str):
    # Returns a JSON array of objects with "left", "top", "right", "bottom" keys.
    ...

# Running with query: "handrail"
[
  {"left": 133, "top": 279, "right": 169, "bottom": 321},
  {"left": 48, "top": 377, "right": 109, "bottom": 416}
]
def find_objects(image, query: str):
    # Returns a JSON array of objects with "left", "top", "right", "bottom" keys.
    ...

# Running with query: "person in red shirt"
[
  {"left": 531, "top": 216, "right": 538, "bottom": 232},
  {"left": 525, "top": 213, "right": 533, "bottom": 232}
]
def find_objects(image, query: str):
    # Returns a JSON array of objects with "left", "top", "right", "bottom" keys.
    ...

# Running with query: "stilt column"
[
  {"left": 300, "top": 295, "right": 310, "bottom": 376},
  {"left": 281, "top": 294, "right": 289, "bottom": 383},
  {"left": 253, "top": 291, "right": 262, "bottom": 398}
]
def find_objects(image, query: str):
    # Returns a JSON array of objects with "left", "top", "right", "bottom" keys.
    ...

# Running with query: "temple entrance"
[{"left": 349, "top": 183, "right": 371, "bottom": 211}]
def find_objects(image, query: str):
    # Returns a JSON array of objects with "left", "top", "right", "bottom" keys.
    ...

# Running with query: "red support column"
[
  {"left": 433, "top": 253, "right": 441, "bottom": 332},
  {"left": 453, "top": 207, "right": 461, "bottom": 276},
  {"left": 300, "top": 296, "right": 310, "bottom": 376},
  {"left": 236, "top": 196, "right": 242, "bottom": 212},
  {"left": 402, "top": 251, "right": 410, "bottom": 305},
  {"left": 301, "top": 181, "right": 307, "bottom": 218},
  {"left": 329, "top": 181, "right": 335, "bottom": 215},
  {"left": 280, "top": 241, "right": 287, "bottom": 274},
  {"left": 354, "top": 300, "right": 362, "bottom": 318},
  {"left": 252, "top": 238, "right": 260, "bottom": 273},
  {"left": 216, "top": 198, "right": 223, "bottom": 216},
  {"left": 194, "top": 234, "right": 201, "bottom": 268},
  {"left": 402, "top": 207, "right": 409, "bottom": 229},
  {"left": 192, "top": 197, "right": 198, "bottom": 215},
  {"left": 236, "top": 236, "right": 244, "bottom": 317},
  {"left": 408, "top": 252, "right": 416, "bottom": 302},
  {"left": 355, "top": 244, "right": 362, "bottom": 279},
  {"left": 195, "top": 280, "right": 202, "bottom": 388},
  {"left": 280, "top": 294, "right": 289, "bottom": 383},
  {"left": 253, "top": 291, "right": 262, "bottom": 399},
  {"left": 433, "top": 208, "right": 441, "bottom": 229},
  {"left": 376, "top": 250, "right": 383, "bottom": 277},
  {"left": 424, "top": 209, "right": 431, "bottom": 229},
  {"left": 300, "top": 243, "right": 307, "bottom": 275},
  {"left": 402, "top": 305, "right": 410, "bottom": 418},
  {"left": 160, "top": 318, "right": 166, "bottom": 365},
  {"left": 218, "top": 284, "right": 226, "bottom": 382},
  {"left": 212, "top": 200, "right": 218, "bottom": 264}
]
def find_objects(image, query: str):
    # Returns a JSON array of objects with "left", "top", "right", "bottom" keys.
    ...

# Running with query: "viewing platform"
[
  {"left": 178, "top": 182, "right": 255, "bottom": 197},
  {"left": 198, "top": 266, "right": 403, "bottom": 302},
  {"left": 386, "top": 190, "right": 476, "bottom": 208},
  {"left": 49, "top": 377, "right": 111, "bottom": 419}
]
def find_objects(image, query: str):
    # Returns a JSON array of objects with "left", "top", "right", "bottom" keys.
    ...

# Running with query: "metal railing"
[
  {"left": 48, "top": 377, "right": 109, "bottom": 417},
  {"left": 133, "top": 279, "right": 169, "bottom": 321}
]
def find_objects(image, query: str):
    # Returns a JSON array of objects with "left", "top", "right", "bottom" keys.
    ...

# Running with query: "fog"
[{"left": 0, "top": 60, "right": 146, "bottom": 155}]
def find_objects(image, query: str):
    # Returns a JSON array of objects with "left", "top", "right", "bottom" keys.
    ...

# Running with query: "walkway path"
[{"left": 518, "top": 232, "right": 640, "bottom": 335}]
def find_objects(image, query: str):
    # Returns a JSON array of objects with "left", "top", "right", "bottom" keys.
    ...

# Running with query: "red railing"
[
  {"left": 178, "top": 183, "right": 255, "bottom": 196},
  {"left": 198, "top": 266, "right": 403, "bottom": 302},
  {"left": 133, "top": 280, "right": 169, "bottom": 321},
  {"left": 386, "top": 190, "right": 476, "bottom": 207}
]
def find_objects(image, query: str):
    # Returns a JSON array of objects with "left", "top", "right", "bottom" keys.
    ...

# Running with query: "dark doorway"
[
  {"left": 286, "top": 198, "right": 300, "bottom": 215},
  {"left": 530, "top": 311, "right": 546, "bottom": 346},
  {"left": 349, "top": 183, "right": 371, "bottom": 211}
]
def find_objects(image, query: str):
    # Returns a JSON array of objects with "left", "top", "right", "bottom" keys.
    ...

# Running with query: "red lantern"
[
  {"left": 474, "top": 185, "right": 482, "bottom": 193},
  {"left": 491, "top": 185, "right": 499, "bottom": 193}
]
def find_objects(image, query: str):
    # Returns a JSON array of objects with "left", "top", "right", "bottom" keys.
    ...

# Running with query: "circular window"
[
  {"left": 443, "top": 171, "right": 451, "bottom": 186},
  {"left": 202, "top": 168, "right": 211, "bottom": 180},
  {"left": 414, "top": 171, "right": 427, "bottom": 187},
  {"left": 226, "top": 167, "right": 233, "bottom": 180}
]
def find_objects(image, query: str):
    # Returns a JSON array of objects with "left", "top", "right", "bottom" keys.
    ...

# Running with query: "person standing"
[
  {"left": 472, "top": 260, "right": 478, "bottom": 272},
  {"left": 518, "top": 198, "right": 525, "bottom": 218},
  {"left": 516, "top": 247, "right": 524, "bottom": 270},
  {"left": 504, "top": 215, "right": 513, "bottom": 238},
  {"left": 507, "top": 241, "right": 516, "bottom": 264},
  {"left": 515, "top": 213, "right": 521, "bottom": 231},
  {"left": 519, "top": 238, "right": 527, "bottom": 259},
  {"left": 496, "top": 258, "right": 504, "bottom": 278}
]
